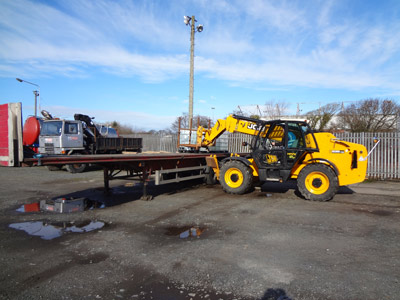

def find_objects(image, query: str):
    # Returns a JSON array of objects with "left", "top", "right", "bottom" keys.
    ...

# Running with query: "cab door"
[
  {"left": 251, "top": 121, "right": 311, "bottom": 181},
  {"left": 61, "top": 121, "right": 84, "bottom": 149}
]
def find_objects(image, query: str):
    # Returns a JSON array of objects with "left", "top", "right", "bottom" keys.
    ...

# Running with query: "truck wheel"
[
  {"left": 297, "top": 164, "right": 338, "bottom": 201},
  {"left": 46, "top": 165, "right": 62, "bottom": 171},
  {"left": 66, "top": 164, "right": 87, "bottom": 173},
  {"left": 220, "top": 160, "right": 253, "bottom": 194}
]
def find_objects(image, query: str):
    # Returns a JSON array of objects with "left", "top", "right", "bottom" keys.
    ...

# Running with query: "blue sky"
[{"left": 1, "top": 0, "right": 400, "bottom": 130}]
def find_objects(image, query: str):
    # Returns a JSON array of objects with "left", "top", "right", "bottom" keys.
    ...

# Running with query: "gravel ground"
[{"left": 0, "top": 166, "right": 399, "bottom": 300}]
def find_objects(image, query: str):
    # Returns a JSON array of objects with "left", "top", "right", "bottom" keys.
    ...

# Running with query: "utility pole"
[
  {"left": 189, "top": 15, "right": 195, "bottom": 130},
  {"left": 184, "top": 15, "right": 203, "bottom": 131},
  {"left": 296, "top": 103, "right": 306, "bottom": 116}
]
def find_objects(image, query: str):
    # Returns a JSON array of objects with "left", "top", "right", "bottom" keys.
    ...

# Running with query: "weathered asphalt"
[{"left": 0, "top": 166, "right": 399, "bottom": 300}]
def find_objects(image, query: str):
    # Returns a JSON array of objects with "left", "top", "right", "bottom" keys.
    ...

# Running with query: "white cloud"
[
  {"left": 1, "top": 0, "right": 400, "bottom": 93},
  {"left": 317, "top": 0, "right": 334, "bottom": 27},
  {"left": 241, "top": 0, "right": 307, "bottom": 32},
  {"left": 42, "top": 105, "right": 175, "bottom": 131}
]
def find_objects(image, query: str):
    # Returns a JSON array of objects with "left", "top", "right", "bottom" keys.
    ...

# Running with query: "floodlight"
[
  {"left": 184, "top": 16, "right": 191, "bottom": 25},
  {"left": 197, "top": 24, "right": 203, "bottom": 32},
  {"left": 16, "top": 77, "right": 40, "bottom": 117}
]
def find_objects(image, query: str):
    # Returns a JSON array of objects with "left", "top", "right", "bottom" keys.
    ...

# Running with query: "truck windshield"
[{"left": 41, "top": 121, "right": 63, "bottom": 136}]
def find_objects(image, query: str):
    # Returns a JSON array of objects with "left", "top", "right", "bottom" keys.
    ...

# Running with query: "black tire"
[
  {"left": 220, "top": 160, "right": 253, "bottom": 194},
  {"left": 46, "top": 165, "right": 62, "bottom": 171},
  {"left": 66, "top": 163, "right": 87, "bottom": 173},
  {"left": 297, "top": 164, "right": 338, "bottom": 201}
]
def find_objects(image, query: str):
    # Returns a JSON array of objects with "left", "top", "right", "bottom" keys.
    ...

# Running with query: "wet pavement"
[{"left": 0, "top": 166, "right": 399, "bottom": 299}]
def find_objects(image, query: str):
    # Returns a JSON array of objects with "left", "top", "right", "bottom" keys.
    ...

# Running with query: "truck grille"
[{"left": 45, "top": 143, "right": 54, "bottom": 153}]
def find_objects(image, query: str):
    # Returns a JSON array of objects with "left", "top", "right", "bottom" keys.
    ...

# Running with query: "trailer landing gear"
[
  {"left": 102, "top": 167, "right": 153, "bottom": 201},
  {"left": 140, "top": 167, "right": 153, "bottom": 201}
]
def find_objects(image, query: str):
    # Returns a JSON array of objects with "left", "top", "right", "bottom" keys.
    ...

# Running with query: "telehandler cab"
[{"left": 196, "top": 115, "right": 368, "bottom": 201}]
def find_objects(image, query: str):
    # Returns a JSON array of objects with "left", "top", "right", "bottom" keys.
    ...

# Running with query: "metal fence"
[
  {"left": 129, "top": 132, "right": 400, "bottom": 180},
  {"left": 127, "top": 133, "right": 178, "bottom": 153},
  {"left": 336, "top": 132, "right": 399, "bottom": 180}
]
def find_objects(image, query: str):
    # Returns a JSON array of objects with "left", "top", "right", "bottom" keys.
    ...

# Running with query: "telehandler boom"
[{"left": 197, "top": 114, "right": 368, "bottom": 201}]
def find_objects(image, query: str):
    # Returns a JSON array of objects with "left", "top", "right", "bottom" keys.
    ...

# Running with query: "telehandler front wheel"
[
  {"left": 220, "top": 160, "right": 253, "bottom": 195},
  {"left": 297, "top": 164, "right": 338, "bottom": 201}
]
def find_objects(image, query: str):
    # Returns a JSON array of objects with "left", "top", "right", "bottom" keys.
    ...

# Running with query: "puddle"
[
  {"left": 89, "top": 203, "right": 106, "bottom": 210},
  {"left": 9, "top": 220, "right": 105, "bottom": 240},
  {"left": 165, "top": 226, "right": 205, "bottom": 239},
  {"left": 16, "top": 205, "right": 25, "bottom": 213}
]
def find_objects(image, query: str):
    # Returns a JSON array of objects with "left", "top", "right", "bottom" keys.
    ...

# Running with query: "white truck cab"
[{"left": 38, "top": 120, "right": 85, "bottom": 155}]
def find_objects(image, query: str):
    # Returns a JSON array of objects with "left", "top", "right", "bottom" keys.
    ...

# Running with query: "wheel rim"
[
  {"left": 305, "top": 171, "right": 330, "bottom": 195},
  {"left": 224, "top": 168, "right": 244, "bottom": 188}
]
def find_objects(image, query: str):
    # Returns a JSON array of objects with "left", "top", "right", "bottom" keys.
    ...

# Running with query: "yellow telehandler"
[{"left": 195, "top": 114, "right": 368, "bottom": 201}]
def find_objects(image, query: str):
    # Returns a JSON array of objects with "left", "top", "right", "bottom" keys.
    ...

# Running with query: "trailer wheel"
[
  {"left": 204, "top": 168, "right": 217, "bottom": 185},
  {"left": 66, "top": 164, "right": 87, "bottom": 173},
  {"left": 297, "top": 164, "right": 338, "bottom": 201},
  {"left": 46, "top": 165, "right": 62, "bottom": 171},
  {"left": 220, "top": 161, "right": 253, "bottom": 194}
]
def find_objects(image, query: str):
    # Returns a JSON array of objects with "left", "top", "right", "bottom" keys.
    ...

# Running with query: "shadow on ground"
[
  {"left": 50, "top": 178, "right": 356, "bottom": 209},
  {"left": 260, "top": 181, "right": 297, "bottom": 193},
  {"left": 55, "top": 179, "right": 207, "bottom": 208}
]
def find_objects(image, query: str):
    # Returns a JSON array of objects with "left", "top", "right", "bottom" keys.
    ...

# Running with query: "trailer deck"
[{"left": 24, "top": 152, "right": 234, "bottom": 200}]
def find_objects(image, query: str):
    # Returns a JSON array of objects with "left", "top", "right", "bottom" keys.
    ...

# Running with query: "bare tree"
[
  {"left": 108, "top": 121, "right": 135, "bottom": 134},
  {"left": 306, "top": 103, "right": 341, "bottom": 131},
  {"left": 263, "top": 100, "right": 289, "bottom": 119},
  {"left": 232, "top": 107, "right": 245, "bottom": 116},
  {"left": 339, "top": 98, "right": 400, "bottom": 132},
  {"left": 170, "top": 113, "right": 213, "bottom": 132}
]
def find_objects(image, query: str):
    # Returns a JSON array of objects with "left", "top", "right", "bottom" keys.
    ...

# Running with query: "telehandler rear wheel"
[
  {"left": 220, "top": 161, "right": 253, "bottom": 194},
  {"left": 297, "top": 164, "right": 338, "bottom": 201}
]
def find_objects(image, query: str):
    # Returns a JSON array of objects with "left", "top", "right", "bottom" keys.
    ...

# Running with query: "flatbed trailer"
[
  {"left": 95, "top": 137, "right": 142, "bottom": 153},
  {"left": 23, "top": 152, "right": 233, "bottom": 200}
]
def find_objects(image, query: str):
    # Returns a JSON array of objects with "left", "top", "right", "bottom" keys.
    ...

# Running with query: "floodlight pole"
[
  {"left": 16, "top": 78, "right": 40, "bottom": 117},
  {"left": 184, "top": 15, "right": 203, "bottom": 132},
  {"left": 188, "top": 15, "right": 195, "bottom": 130},
  {"left": 33, "top": 90, "right": 39, "bottom": 117}
]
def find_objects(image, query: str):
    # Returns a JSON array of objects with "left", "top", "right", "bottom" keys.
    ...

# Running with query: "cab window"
[
  {"left": 64, "top": 122, "right": 79, "bottom": 134},
  {"left": 287, "top": 123, "right": 305, "bottom": 149},
  {"left": 41, "top": 121, "right": 62, "bottom": 136}
]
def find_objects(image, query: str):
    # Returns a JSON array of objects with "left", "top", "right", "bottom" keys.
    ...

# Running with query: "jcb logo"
[{"left": 247, "top": 123, "right": 261, "bottom": 131}]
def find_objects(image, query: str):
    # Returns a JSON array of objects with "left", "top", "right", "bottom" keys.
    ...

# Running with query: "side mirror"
[{"left": 242, "top": 141, "right": 248, "bottom": 147}]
